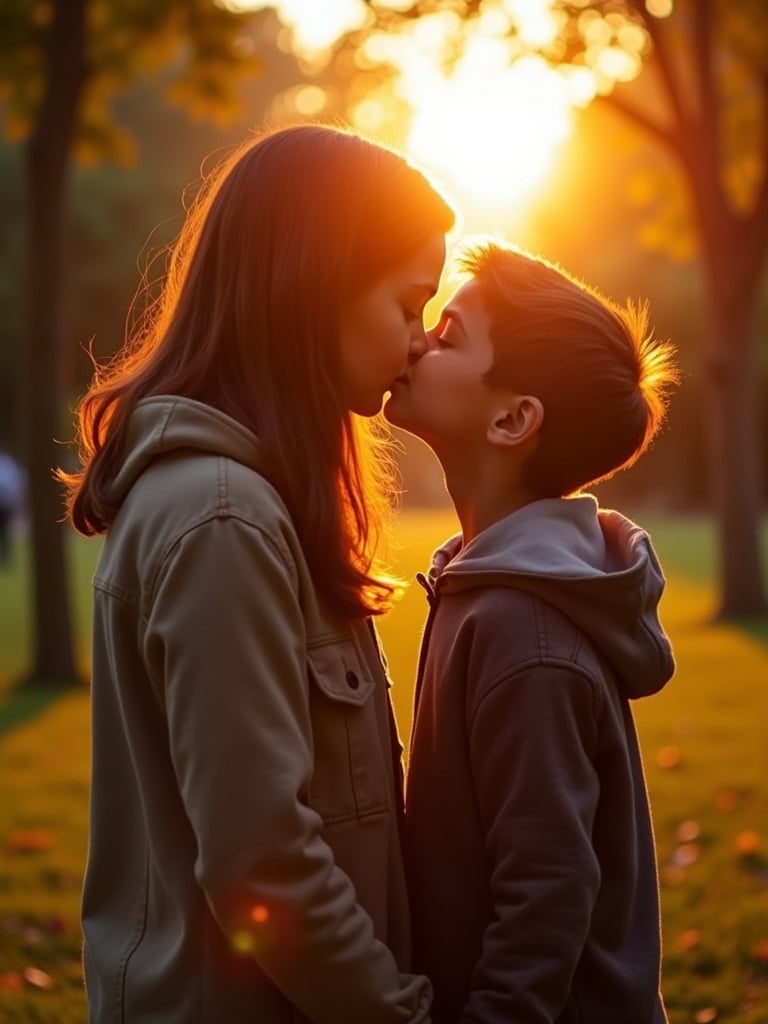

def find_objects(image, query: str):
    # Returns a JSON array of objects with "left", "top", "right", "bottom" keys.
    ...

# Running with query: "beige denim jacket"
[{"left": 82, "top": 396, "right": 431, "bottom": 1023}]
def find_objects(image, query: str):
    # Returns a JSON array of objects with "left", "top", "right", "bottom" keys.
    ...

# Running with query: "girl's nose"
[{"left": 407, "top": 325, "right": 429, "bottom": 363}]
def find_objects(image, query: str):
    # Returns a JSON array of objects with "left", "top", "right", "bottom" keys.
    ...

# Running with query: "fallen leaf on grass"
[
  {"left": 735, "top": 830, "right": 761, "bottom": 857},
  {"left": 714, "top": 789, "right": 739, "bottom": 812},
  {"left": 673, "top": 928, "right": 701, "bottom": 952},
  {"left": 656, "top": 746, "right": 682, "bottom": 769},
  {"left": 660, "top": 864, "right": 687, "bottom": 887},
  {"left": 676, "top": 819, "right": 700, "bottom": 843},
  {"left": 694, "top": 1009, "right": 717, "bottom": 1023},
  {"left": 21, "top": 925, "right": 44, "bottom": 946},
  {"left": 44, "top": 915, "right": 69, "bottom": 935},
  {"left": 23, "top": 966, "right": 54, "bottom": 989},
  {"left": 5, "top": 829, "right": 56, "bottom": 854},
  {"left": 670, "top": 843, "right": 700, "bottom": 867}
]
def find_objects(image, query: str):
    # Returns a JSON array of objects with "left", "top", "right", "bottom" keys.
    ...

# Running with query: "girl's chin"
[{"left": 382, "top": 392, "right": 405, "bottom": 426}]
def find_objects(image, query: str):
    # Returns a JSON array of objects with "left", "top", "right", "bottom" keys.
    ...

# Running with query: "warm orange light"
[
  {"left": 353, "top": 5, "right": 588, "bottom": 213},
  {"left": 231, "top": 930, "right": 255, "bottom": 955},
  {"left": 406, "top": 54, "right": 574, "bottom": 208},
  {"left": 251, "top": 904, "right": 270, "bottom": 924},
  {"left": 656, "top": 745, "right": 682, "bottom": 768},
  {"left": 734, "top": 829, "right": 761, "bottom": 857},
  {"left": 223, "top": 0, "right": 367, "bottom": 54},
  {"left": 230, "top": 0, "right": 649, "bottom": 218}
]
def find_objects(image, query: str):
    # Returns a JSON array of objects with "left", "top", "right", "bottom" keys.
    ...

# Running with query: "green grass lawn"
[{"left": 1, "top": 512, "right": 767, "bottom": 1023}]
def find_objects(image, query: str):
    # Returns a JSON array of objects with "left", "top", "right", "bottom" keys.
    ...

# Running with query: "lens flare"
[{"left": 251, "top": 904, "right": 270, "bottom": 924}]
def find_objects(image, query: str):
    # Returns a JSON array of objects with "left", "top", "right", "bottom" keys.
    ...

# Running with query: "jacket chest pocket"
[{"left": 306, "top": 639, "right": 390, "bottom": 825}]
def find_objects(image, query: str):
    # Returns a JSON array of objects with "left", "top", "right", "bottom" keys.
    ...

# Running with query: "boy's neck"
[{"left": 441, "top": 455, "right": 533, "bottom": 547}]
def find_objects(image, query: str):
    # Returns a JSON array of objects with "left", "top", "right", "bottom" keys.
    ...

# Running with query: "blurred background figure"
[{"left": 0, "top": 445, "right": 25, "bottom": 567}]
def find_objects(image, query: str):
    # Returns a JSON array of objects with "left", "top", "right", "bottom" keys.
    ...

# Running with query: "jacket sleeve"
[
  {"left": 144, "top": 514, "right": 431, "bottom": 1024},
  {"left": 461, "top": 659, "right": 602, "bottom": 1024}
]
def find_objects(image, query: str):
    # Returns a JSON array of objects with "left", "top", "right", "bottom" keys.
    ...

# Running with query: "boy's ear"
[{"left": 487, "top": 395, "right": 543, "bottom": 448}]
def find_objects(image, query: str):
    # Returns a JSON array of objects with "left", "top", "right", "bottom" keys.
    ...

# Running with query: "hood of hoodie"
[
  {"left": 428, "top": 494, "right": 675, "bottom": 700},
  {"left": 107, "top": 396, "right": 266, "bottom": 506}
]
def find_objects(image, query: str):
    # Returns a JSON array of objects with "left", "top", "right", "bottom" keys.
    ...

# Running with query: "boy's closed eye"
[{"left": 432, "top": 312, "right": 463, "bottom": 347}]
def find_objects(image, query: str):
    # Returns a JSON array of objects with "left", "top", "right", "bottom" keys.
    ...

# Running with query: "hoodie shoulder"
[
  {"left": 134, "top": 447, "right": 289, "bottom": 531},
  {"left": 450, "top": 584, "right": 607, "bottom": 701},
  {"left": 436, "top": 498, "right": 675, "bottom": 700},
  {"left": 100, "top": 399, "right": 299, "bottom": 595}
]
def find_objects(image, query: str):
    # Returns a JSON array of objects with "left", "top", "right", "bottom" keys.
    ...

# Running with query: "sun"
[
  {"left": 406, "top": 55, "right": 575, "bottom": 209},
  {"left": 356, "top": 5, "right": 587, "bottom": 213},
  {"left": 230, "top": 0, "right": 608, "bottom": 211},
  {"left": 223, "top": 0, "right": 368, "bottom": 51}
]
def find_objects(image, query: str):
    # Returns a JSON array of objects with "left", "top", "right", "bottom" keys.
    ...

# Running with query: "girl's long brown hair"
[{"left": 60, "top": 125, "right": 454, "bottom": 619}]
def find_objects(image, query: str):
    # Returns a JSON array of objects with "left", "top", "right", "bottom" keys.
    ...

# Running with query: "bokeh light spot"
[
  {"left": 251, "top": 904, "right": 270, "bottom": 924},
  {"left": 231, "top": 930, "right": 255, "bottom": 955}
]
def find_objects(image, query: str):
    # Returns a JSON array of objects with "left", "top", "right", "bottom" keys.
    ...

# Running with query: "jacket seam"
[
  {"left": 116, "top": 837, "right": 150, "bottom": 1022},
  {"left": 155, "top": 399, "right": 176, "bottom": 448},
  {"left": 145, "top": 510, "right": 299, "bottom": 614},
  {"left": 472, "top": 656, "right": 602, "bottom": 722},
  {"left": 321, "top": 802, "right": 390, "bottom": 826},
  {"left": 93, "top": 576, "right": 141, "bottom": 611},
  {"left": 308, "top": 630, "right": 357, "bottom": 648},
  {"left": 95, "top": 512, "right": 301, "bottom": 615}
]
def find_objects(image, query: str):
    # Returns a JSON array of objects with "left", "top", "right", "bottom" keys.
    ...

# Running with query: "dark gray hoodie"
[{"left": 405, "top": 495, "right": 673, "bottom": 1024}]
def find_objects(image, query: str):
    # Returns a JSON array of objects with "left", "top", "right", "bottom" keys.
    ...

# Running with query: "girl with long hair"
[{"left": 62, "top": 123, "right": 454, "bottom": 1023}]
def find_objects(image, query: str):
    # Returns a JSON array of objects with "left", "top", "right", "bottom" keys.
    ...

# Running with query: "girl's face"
[{"left": 338, "top": 233, "right": 446, "bottom": 416}]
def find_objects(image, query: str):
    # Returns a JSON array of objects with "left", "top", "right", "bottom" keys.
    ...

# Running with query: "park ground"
[{"left": 0, "top": 510, "right": 766, "bottom": 1023}]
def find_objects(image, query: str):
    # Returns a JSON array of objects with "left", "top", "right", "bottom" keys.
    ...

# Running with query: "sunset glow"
[
  {"left": 227, "top": 0, "right": 368, "bottom": 51},
  {"left": 405, "top": 54, "right": 575, "bottom": 207},
  {"left": 230, "top": 0, "right": 649, "bottom": 211},
  {"left": 359, "top": 5, "right": 585, "bottom": 209}
]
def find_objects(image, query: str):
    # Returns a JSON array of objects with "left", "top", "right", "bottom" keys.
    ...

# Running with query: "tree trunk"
[
  {"left": 704, "top": 292, "right": 767, "bottom": 619},
  {"left": 21, "top": 0, "right": 88, "bottom": 683}
]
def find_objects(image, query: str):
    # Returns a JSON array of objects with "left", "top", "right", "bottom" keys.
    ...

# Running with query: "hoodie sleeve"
[
  {"left": 144, "top": 514, "right": 431, "bottom": 1024},
  {"left": 462, "top": 650, "right": 602, "bottom": 1023}
]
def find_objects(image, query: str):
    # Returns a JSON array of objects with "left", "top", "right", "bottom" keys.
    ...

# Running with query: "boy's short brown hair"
[{"left": 460, "top": 242, "right": 679, "bottom": 498}]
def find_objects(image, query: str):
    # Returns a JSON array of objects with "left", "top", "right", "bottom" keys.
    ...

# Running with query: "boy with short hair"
[{"left": 385, "top": 242, "right": 678, "bottom": 1024}]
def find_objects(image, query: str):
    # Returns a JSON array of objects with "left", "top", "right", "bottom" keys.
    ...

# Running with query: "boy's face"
[{"left": 384, "top": 276, "right": 497, "bottom": 453}]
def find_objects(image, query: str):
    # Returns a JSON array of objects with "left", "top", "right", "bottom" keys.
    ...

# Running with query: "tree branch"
[
  {"left": 626, "top": 0, "right": 687, "bottom": 129},
  {"left": 597, "top": 90, "right": 677, "bottom": 152},
  {"left": 29, "top": 0, "right": 88, "bottom": 164},
  {"left": 692, "top": 0, "right": 720, "bottom": 165},
  {"left": 739, "top": 80, "right": 768, "bottom": 283}
]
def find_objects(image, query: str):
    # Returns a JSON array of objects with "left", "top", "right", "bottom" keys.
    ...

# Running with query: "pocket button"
[{"left": 345, "top": 670, "right": 360, "bottom": 690}]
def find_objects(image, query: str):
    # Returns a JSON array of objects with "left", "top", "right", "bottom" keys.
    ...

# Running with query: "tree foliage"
[
  {"left": 0, "top": 0, "right": 260, "bottom": 160},
  {"left": 336, "top": 0, "right": 768, "bottom": 617},
  {"left": 0, "top": 0, "right": 264, "bottom": 684}
]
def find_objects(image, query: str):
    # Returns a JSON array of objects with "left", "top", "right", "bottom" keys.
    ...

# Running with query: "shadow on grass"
[
  {"left": 740, "top": 619, "right": 768, "bottom": 647},
  {"left": 0, "top": 678, "right": 85, "bottom": 739},
  {"left": 721, "top": 616, "right": 768, "bottom": 649},
  {"left": 673, "top": 609, "right": 768, "bottom": 649}
]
